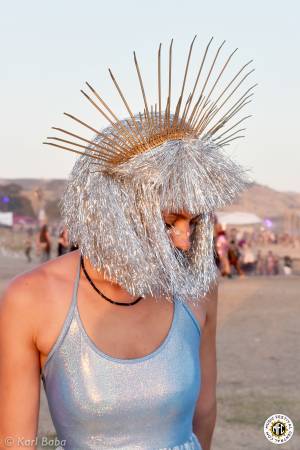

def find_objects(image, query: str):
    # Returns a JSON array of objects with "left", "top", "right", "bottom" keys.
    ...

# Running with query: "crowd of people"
[
  {"left": 237, "top": 227, "right": 300, "bottom": 248},
  {"left": 23, "top": 225, "right": 77, "bottom": 263},
  {"left": 22, "top": 222, "right": 296, "bottom": 279},
  {"left": 214, "top": 223, "right": 294, "bottom": 278}
]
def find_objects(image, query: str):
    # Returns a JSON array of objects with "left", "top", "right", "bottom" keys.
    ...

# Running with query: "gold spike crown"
[{"left": 44, "top": 36, "right": 256, "bottom": 166}]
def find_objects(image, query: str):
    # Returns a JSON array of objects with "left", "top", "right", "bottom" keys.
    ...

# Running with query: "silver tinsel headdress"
[{"left": 44, "top": 36, "right": 255, "bottom": 303}]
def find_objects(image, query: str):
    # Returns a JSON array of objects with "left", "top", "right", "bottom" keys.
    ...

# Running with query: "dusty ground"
[{"left": 0, "top": 254, "right": 299, "bottom": 450}]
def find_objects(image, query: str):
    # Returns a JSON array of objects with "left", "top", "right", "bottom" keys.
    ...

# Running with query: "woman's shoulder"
[
  {"left": 4, "top": 250, "right": 79, "bottom": 294},
  {"left": 0, "top": 251, "right": 80, "bottom": 334},
  {"left": 185, "top": 283, "right": 218, "bottom": 331}
]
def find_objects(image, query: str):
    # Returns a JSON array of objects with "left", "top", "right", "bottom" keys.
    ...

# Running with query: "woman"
[
  {"left": 37, "top": 224, "right": 51, "bottom": 262},
  {"left": 215, "top": 227, "right": 231, "bottom": 278},
  {"left": 0, "top": 36, "right": 253, "bottom": 450},
  {"left": 57, "top": 227, "right": 70, "bottom": 257},
  {"left": 0, "top": 214, "right": 217, "bottom": 450}
]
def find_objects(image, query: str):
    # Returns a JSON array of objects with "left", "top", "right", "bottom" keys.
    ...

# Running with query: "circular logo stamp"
[{"left": 264, "top": 414, "right": 294, "bottom": 444}]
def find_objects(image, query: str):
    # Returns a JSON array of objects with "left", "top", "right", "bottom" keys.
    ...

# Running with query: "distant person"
[
  {"left": 37, "top": 224, "right": 51, "bottom": 262},
  {"left": 255, "top": 250, "right": 265, "bottom": 275},
  {"left": 213, "top": 217, "right": 221, "bottom": 268},
  {"left": 273, "top": 254, "right": 280, "bottom": 275},
  {"left": 266, "top": 250, "right": 276, "bottom": 275},
  {"left": 228, "top": 239, "right": 244, "bottom": 276},
  {"left": 240, "top": 242, "right": 256, "bottom": 275},
  {"left": 216, "top": 227, "right": 231, "bottom": 277},
  {"left": 283, "top": 255, "right": 293, "bottom": 275},
  {"left": 57, "top": 228, "right": 69, "bottom": 256},
  {"left": 24, "top": 229, "right": 33, "bottom": 263}
]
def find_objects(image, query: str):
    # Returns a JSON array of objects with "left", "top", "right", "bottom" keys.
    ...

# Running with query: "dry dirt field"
[{"left": 0, "top": 255, "right": 299, "bottom": 450}]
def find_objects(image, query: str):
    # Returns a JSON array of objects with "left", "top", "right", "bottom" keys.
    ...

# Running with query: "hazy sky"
[{"left": 1, "top": 0, "right": 299, "bottom": 192}]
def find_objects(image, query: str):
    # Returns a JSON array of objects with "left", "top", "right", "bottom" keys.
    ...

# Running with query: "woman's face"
[{"left": 162, "top": 210, "right": 201, "bottom": 252}]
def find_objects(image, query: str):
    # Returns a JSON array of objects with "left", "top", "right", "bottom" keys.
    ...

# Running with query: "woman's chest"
[
  {"left": 38, "top": 287, "right": 204, "bottom": 371},
  {"left": 39, "top": 297, "right": 175, "bottom": 369},
  {"left": 43, "top": 320, "right": 201, "bottom": 422}
]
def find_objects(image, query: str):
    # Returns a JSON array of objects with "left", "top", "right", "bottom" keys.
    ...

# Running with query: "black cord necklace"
[{"left": 80, "top": 255, "right": 144, "bottom": 306}]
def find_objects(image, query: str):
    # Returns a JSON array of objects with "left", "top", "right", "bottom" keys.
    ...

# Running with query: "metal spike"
[
  {"left": 185, "top": 37, "right": 214, "bottom": 126},
  {"left": 51, "top": 127, "right": 127, "bottom": 155},
  {"left": 158, "top": 43, "right": 162, "bottom": 131},
  {"left": 43, "top": 142, "right": 108, "bottom": 161},
  {"left": 133, "top": 51, "right": 152, "bottom": 133},
  {"left": 173, "top": 35, "right": 197, "bottom": 129},
  {"left": 85, "top": 82, "right": 141, "bottom": 148},
  {"left": 190, "top": 40, "right": 226, "bottom": 130}
]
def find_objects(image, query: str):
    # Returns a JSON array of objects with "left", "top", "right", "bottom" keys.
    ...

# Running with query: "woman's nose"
[{"left": 172, "top": 221, "right": 191, "bottom": 239}]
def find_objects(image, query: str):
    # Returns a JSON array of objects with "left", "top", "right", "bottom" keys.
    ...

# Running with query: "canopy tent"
[{"left": 217, "top": 211, "right": 262, "bottom": 226}]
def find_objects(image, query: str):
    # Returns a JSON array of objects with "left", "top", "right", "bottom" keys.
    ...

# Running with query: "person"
[
  {"left": 57, "top": 227, "right": 70, "bottom": 256},
  {"left": 215, "top": 227, "right": 231, "bottom": 278},
  {"left": 24, "top": 229, "right": 33, "bottom": 263},
  {"left": 266, "top": 250, "right": 276, "bottom": 275},
  {"left": 240, "top": 241, "right": 256, "bottom": 275},
  {"left": 273, "top": 253, "right": 280, "bottom": 275},
  {"left": 228, "top": 239, "right": 244, "bottom": 277},
  {"left": 0, "top": 36, "right": 254, "bottom": 450},
  {"left": 283, "top": 255, "right": 292, "bottom": 275},
  {"left": 37, "top": 224, "right": 51, "bottom": 262},
  {"left": 213, "top": 217, "right": 221, "bottom": 269},
  {"left": 255, "top": 250, "right": 265, "bottom": 275}
]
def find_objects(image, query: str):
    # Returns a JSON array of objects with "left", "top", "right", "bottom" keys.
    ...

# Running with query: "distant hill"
[
  {"left": 0, "top": 178, "right": 66, "bottom": 198},
  {"left": 0, "top": 179, "right": 65, "bottom": 220},
  {"left": 223, "top": 183, "right": 300, "bottom": 219},
  {"left": 0, "top": 182, "right": 35, "bottom": 217},
  {"left": 1, "top": 179, "right": 300, "bottom": 221}
]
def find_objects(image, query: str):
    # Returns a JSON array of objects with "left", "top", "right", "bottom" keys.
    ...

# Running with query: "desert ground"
[{"left": 0, "top": 254, "right": 299, "bottom": 450}]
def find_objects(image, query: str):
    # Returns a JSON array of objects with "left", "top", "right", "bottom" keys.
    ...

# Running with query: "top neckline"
[
  {"left": 75, "top": 251, "right": 179, "bottom": 364},
  {"left": 75, "top": 296, "right": 178, "bottom": 365}
]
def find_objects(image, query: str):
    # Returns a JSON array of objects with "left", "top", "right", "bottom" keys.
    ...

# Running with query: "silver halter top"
[{"left": 41, "top": 255, "right": 203, "bottom": 450}]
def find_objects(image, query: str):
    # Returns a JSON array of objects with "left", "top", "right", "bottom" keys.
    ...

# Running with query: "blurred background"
[{"left": 0, "top": 0, "right": 299, "bottom": 448}]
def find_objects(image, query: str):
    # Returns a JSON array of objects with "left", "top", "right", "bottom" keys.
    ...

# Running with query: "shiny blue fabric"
[{"left": 41, "top": 256, "right": 203, "bottom": 450}]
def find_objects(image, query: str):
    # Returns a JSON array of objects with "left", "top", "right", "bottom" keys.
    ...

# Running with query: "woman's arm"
[
  {"left": 0, "top": 277, "right": 41, "bottom": 449},
  {"left": 192, "top": 284, "right": 218, "bottom": 450}
]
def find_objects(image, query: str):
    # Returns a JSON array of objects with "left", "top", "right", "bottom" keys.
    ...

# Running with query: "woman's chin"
[{"left": 175, "top": 242, "right": 191, "bottom": 252}]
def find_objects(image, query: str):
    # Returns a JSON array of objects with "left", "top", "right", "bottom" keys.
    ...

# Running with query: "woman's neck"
[{"left": 82, "top": 255, "right": 140, "bottom": 303}]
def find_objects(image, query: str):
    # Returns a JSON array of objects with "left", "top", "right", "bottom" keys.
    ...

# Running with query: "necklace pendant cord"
[{"left": 80, "top": 254, "right": 144, "bottom": 306}]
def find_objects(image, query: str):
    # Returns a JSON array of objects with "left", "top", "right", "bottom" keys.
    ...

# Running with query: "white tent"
[
  {"left": 217, "top": 211, "right": 262, "bottom": 226},
  {"left": 0, "top": 212, "right": 13, "bottom": 227}
]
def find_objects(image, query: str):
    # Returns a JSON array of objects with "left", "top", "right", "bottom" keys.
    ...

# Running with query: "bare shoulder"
[
  {"left": 187, "top": 282, "right": 218, "bottom": 330},
  {"left": 1, "top": 250, "right": 79, "bottom": 301},
  {"left": 0, "top": 250, "right": 80, "bottom": 341}
]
